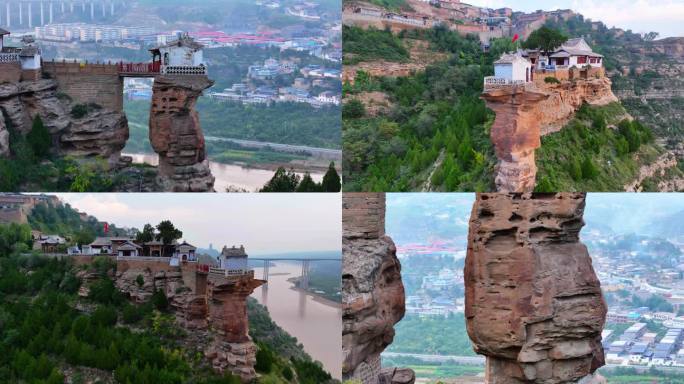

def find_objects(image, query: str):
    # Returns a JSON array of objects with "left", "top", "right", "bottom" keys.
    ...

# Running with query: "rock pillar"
[
  {"left": 342, "top": 193, "right": 415, "bottom": 384},
  {"left": 149, "top": 75, "right": 215, "bottom": 192},
  {"left": 464, "top": 193, "right": 607, "bottom": 383},
  {"left": 205, "top": 273, "right": 264, "bottom": 382},
  {"left": 481, "top": 86, "right": 549, "bottom": 193}
]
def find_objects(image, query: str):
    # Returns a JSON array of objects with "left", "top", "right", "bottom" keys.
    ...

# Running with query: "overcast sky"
[
  {"left": 466, "top": 0, "right": 684, "bottom": 38},
  {"left": 54, "top": 193, "right": 341, "bottom": 256}
]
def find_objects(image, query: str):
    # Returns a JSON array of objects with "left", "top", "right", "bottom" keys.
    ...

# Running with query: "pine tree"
[
  {"left": 26, "top": 115, "right": 52, "bottom": 159},
  {"left": 296, "top": 173, "right": 320, "bottom": 192},
  {"left": 321, "top": 162, "right": 341, "bottom": 192}
]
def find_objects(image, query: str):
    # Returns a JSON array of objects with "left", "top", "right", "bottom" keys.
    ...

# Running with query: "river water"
[
  {"left": 123, "top": 153, "right": 324, "bottom": 192},
  {"left": 251, "top": 261, "right": 342, "bottom": 379}
]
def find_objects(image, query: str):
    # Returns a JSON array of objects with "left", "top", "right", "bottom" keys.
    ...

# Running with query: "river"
[
  {"left": 123, "top": 153, "right": 324, "bottom": 192},
  {"left": 251, "top": 261, "right": 342, "bottom": 379}
]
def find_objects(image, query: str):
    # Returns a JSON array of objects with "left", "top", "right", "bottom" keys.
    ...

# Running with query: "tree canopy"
[{"left": 522, "top": 26, "right": 568, "bottom": 56}]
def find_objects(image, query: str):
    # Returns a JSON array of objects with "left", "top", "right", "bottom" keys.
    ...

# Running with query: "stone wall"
[
  {"left": 465, "top": 193, "right": 607, "bottom": 384},
  {"left": 116, "top": 257, "right": 178, "bottom": 274},
  {"left": 0, "top": 207, "right": 27, "bottom": 224},
  {"left": 0, "top": 62, "right": 22, "bottom": 84},
  {"left": 42, "top": 61, "right": 123, "bottom": 112},
  {"left": 342, "top": 193, "right": 385, "bottom": 239}
]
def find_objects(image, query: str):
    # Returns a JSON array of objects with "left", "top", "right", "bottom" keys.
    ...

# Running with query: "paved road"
[
  {"left": 382, "top": 352, "right": 684, "bottom": 373},
  {"left": 205, "top": 136, "right": 342, "bottom": 160},
  {"left": 382, "top": 352, "right": 485, "bottom": 365}
]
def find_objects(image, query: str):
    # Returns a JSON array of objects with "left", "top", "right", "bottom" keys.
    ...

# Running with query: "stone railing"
[
  {"left": 0, "top": 53, "right": 20, "bottom": 63},
  {"left": 162, "top": 65, "right": 207, "bottom": 75},
  {"left": 208, "top": 267, "right": 254, "bottom": 277},
  {"left": 483, "top": 76, "right": 525, "bottom": 90}
]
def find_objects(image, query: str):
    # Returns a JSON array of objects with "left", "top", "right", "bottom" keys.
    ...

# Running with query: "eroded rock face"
[
  {"left": 482, "top": 77, "right": 618, "bottom": 192},
  {"left": 481, "top": 86, "right": 549, "bottom": 193},
  {"left": 464, "top": 193, "right": 607, "bottom": 384},
  {"left": 149, "top": 75, "right": 215, "bottom": 192},
  {"left": 206, "top": 274, "right": 264, "bottom": 382},
  {"left": 0, "top": 79, "right": 127, "bottom": 163},
  {"left": 342, "top": 193, "right": 414, "bottom": 384}
]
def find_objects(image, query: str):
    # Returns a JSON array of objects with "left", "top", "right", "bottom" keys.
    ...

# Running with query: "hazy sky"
[
  {"left": 466, "top": 0, "right": 684, "bottom": 38},
  {"left": 54, "top": 193, "right": 341, "bottom": 256}
]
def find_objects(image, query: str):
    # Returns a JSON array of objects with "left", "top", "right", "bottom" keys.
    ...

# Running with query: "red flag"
[
  {"left": 104, "top": 222, "right": 109, "bottom": 234},
  {"left": 512, "top": 34, "right": 519, "bottom": 43}
]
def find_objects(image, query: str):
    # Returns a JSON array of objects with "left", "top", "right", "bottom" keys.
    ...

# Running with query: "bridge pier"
[
  {"left": 263, "top": 260, "right": 269, "bottom": 285},
  {"left": 301, "top": 259, "right": 310, "bottom": 290}
]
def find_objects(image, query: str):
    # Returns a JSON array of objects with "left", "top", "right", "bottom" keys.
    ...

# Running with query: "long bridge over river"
[{"left": 249, "top": 258, "right": 340, "bottom": 289}]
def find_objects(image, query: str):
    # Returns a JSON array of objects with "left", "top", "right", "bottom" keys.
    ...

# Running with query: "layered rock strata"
[
  {"left": 482, "top": 77, "right": 618, "bottom": 192},
  {"left": 205, "top": 272, "right": 265, "bottom": 382},
  {"left": 464, "top": 193, "right": 607, "bottom": 383},
  {"left": 149, "top": 75, "right": 215, "bottom": 192},
  {"left": 113, "top": 260, "right": 264, "bottom": 383},
  {"left": 481, "top": 85, "right": 549, "bottom": 193},
  {"left": 342, "top": 193, "right": 415, "bottom": 384},
  {"left": 0, "top": 79, "right": 127, "bottom": 162}
]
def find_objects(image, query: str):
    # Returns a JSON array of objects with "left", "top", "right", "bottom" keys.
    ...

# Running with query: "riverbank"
[
  {"left": 287, "top": 276, "right": 342, "bottom": 308},
  {"left": 123, "top": 153, "right": 325, "bottom": 192}
]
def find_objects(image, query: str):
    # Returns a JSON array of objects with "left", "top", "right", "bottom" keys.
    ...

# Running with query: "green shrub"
[
  {"left": 544, "top": 76, "right": 560, "bottom": 84},
  {"left": 70, "top": 104, "right": 89, "bottom": 118},
  {"left": 136, "top": 274, "right": 145, "bottom": 287},
  {"left": 255, "top": 342, "right": 275, "bottom": 373},
  {"left": 151, "top": 289, "right": 168, "bottom": 311},
  {"left": 581, "top": 156, "right": 598, "bottom": 180},
  {"left": 342, "top": 99, "right": 366, "bottom": 119},
  {"left": 26, "top": 115, "right": 52, "bottom": 159},
  {"left": 282, "top": 366, "right": 294, "bottom": 381}
]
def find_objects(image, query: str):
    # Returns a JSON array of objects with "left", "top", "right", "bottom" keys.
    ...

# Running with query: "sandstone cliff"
[
  {"left": 150, "top": 75, "right": 215, "bottom": 192},
  {"left": 464, "top": 193, "right": 607, "bottom": 383},
  {"left": 342, "top": 193, "right": 415, "bottom": 384},
  {"left": 112, "top": 261, "right": 263, "bottom": 383},
  {"left": 482, "top": 76, "right": 619, "bottom": 192},
  {"left": 0, "top": 79, "right": 127, "bottom": 162}
]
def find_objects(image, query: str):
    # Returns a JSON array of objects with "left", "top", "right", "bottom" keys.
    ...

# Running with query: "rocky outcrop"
[
  {"left": 205, "top": 273, "right": 264, "bottom": 382},
  {"left": 482, "top": 77, "right": 618, "bottom": 192},
  {"left": 149, "top": 75, "right": 215, "bottom": 192},
  {"left": 624, "top": 151, "right": 680, "bottom": 192},
  {"left": 481, "top": 85, "right": 548, "bottom": 193},
  {"left": 536, "top": 77, "right": 619, "bottom": 135},
  {"left": 342, "top": 193, "right": 414, "bottom": 384},
  {"left": 0, "top": 79, "right": 128, "bottom": 164},
  {"left": 464, "top": 193, "right": 607, "bottom": 384}
]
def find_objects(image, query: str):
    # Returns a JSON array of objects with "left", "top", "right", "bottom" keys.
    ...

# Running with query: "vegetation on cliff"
[
  {"left": 543, "top": 14, "right": 684, "bottom": 139},
  {"left": 342, "top": 23, "right": 673, "bottom": 191},
  {"left": 0, "top": 223, "right": 337, "bottom": 384},
  {"left": 534, "top": 103, "right": 682, "bottom": 191},
  {"left": 343, "top": 26, "right": 514, "bottom": 191}
]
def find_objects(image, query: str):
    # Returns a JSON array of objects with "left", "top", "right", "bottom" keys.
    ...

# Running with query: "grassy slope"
[{"left": 535, "top": 103, "right": 683, "bottom": 191}]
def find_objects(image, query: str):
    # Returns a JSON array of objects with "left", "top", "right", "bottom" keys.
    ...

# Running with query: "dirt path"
[{"left": 421, "top": 149, "right": 445, "bottom": 192}]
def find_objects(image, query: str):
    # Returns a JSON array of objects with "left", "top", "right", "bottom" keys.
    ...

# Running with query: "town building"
[{"left": 116, "top": 241, "right": 142, "bottom": 257}]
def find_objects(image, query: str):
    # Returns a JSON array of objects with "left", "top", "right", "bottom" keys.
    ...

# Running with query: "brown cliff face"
[
  {"left": 464, "top": 193, "right": 607, "bottom": 384},
  {"left": 342, "top": 193, "right": 415, "bottom": 384},
  {"left": 482, "top": 77, "right": 618, "bottom": 192},
  {"left": 149, "top": 75, "right": 215, "bottom": 192},
  {"left": 113, "top": 261, "right": 263, "bottom": 383},
  {"left": 0, "top": 79, "right": 127, "bottom": 162},
  {"left": 481, "top": 85, "right": 548, "bottom": 193},
  {"left": 205, "top": 273, "right": 264, "bottom": 382}
]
